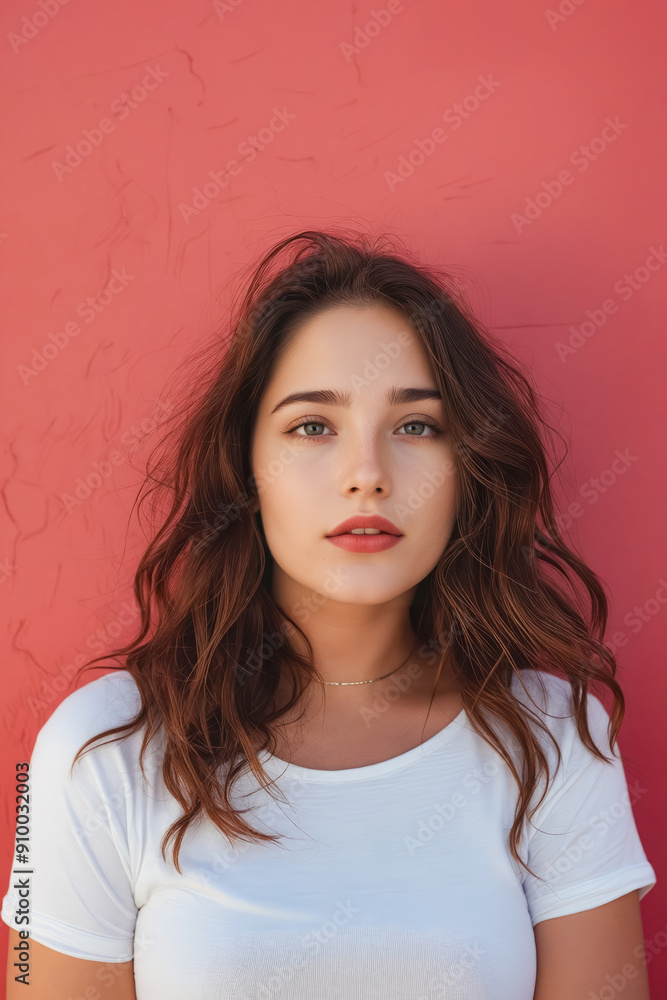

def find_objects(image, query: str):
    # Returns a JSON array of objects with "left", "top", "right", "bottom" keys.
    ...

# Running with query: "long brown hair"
[{"left": 69, "top": 227, "right": 626, "bottom": 881}]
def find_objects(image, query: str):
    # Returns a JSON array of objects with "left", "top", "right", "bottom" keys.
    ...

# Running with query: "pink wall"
[{"left": 1, "top": 0, "right": 665, "bottom": 992}]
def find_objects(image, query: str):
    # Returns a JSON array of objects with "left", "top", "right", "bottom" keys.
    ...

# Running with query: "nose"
[{"left": 339, "top": 432, "right": 390, "bottom": 498}]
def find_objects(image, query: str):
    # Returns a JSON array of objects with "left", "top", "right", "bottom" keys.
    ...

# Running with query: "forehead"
[{"left": 270, "top": 303, "right": 430, "bottom": 383}]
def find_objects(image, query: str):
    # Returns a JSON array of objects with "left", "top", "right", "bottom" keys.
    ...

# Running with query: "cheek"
[
  {"left": 255, "top": 433, "right": 315, "bottom": 477},
  {"left": 253, "top": 439, "right": 308, "bottom": 503},
  {"left": 279, "top": 454, "right": 326, "bottom": 494},
  {"left": 404, "top": 452, "right": 457, "bottom": 504},
  {"left": 261, "top": 465, "right": 322, "bottom": 524}
]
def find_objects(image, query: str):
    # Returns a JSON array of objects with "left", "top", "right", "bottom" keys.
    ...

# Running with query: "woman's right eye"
[{"left": 286, "top": 420, "right": 331, "bottom": 439}]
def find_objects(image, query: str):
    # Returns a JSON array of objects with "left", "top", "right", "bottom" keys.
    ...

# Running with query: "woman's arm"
[
  {"left": 533, "top": 889, "right": 650, "bottom": 999},
  {"left": 5, "top": 927, "right": 137, "bottom": 1000}
]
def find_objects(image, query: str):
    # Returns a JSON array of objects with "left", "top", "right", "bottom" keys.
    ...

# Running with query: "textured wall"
[{"left": 1, "top": 0, "right": 665, "bottom": 991}]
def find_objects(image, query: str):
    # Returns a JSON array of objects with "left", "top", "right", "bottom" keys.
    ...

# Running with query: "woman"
[{"left": 3, "top": 229, "right": 657, "bottom": 999}]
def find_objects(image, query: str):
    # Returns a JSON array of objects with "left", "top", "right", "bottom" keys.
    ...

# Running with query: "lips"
[{"left": 326, "top": 515, "right": 402, "bottom": 537}]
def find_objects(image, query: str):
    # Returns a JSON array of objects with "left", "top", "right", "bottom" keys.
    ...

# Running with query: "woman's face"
[{"left": 250, "top": 303, "right": 458, "bottom": 616}]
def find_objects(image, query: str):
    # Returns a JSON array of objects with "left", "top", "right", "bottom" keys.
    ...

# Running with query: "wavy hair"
[{"left": 70, "top": 227, "right": 626, "bottom": 881}]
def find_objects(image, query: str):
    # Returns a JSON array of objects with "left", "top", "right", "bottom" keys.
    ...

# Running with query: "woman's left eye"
[{"left": 396, "top": 420, "right": 440, "bottom": 438}]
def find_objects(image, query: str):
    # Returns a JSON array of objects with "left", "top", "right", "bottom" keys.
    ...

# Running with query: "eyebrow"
[{"left": 270, "top": 386, "right": 442, "bottom": 415}]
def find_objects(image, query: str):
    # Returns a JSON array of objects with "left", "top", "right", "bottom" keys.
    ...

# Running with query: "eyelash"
[{"left": 284, "top": 417, "right": 442, "bottom": 442}]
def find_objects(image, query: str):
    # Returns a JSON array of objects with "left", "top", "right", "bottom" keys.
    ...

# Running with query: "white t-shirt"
[{"left": 2, "top": 667, "right": 656, "bottom": 999}]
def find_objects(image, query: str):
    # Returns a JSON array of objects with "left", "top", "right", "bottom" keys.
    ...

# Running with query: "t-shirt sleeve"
[
  {"left": 519, "top": 687, "right": 657, "bottom": 927},
  {"left": 1, "top": 679, "right": 139, "bottom": 961}
]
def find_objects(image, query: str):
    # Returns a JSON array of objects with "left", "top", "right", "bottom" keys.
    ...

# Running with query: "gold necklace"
[{"left": 323, "top": 642, "right": 419, "bottom": 686}]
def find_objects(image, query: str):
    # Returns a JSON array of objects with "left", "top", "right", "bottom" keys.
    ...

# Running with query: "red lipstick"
[{"left": 325, "top": 515, "right": 403, "bottom": 553}]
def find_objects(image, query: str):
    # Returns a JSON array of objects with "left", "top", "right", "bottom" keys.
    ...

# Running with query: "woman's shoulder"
[
  {"left": 510, "top": 667, "right": 578, "bottom": 717},
  {"left": 509, "top": 667, "right": 616, "bottom": 768},
  {"left": 33, "top": 669, "right": 146, "bottom": 767},
  {"left": 510, "top": 667, "right": 609, "bottom": 723}
]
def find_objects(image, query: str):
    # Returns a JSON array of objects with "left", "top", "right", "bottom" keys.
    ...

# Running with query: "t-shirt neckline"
[{"left": 257, "top": 706, "right": 468, "bottom": 783}]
